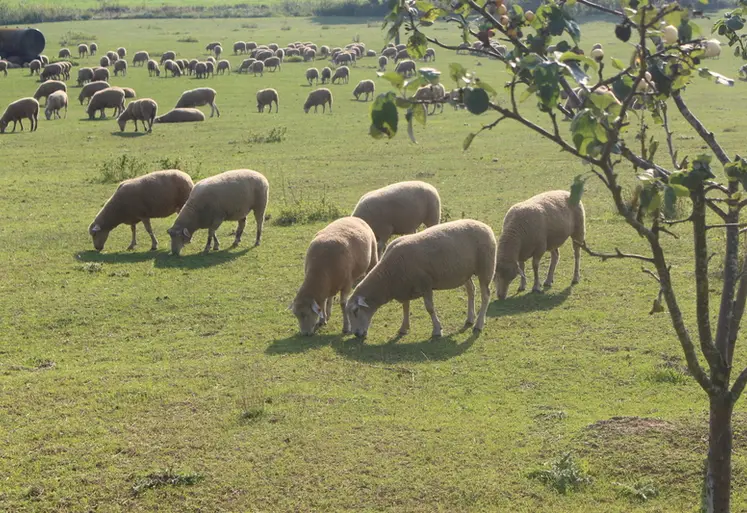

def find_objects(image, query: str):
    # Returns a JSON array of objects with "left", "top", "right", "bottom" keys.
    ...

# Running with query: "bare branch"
[
  {"left": 577, "top": 240, "right": 655, "bottom": 263},
  {"left": 573, "top": 0, "right": 625, "bottom": 17},
  {"left": 662, "top": 216, "right": 693, "bottom": 226},
  {"left": 660, "top": 102, "right": 679, "bottom": 170},
  {"left": 642, "top": 267, "right": 661, "bottom": 282},
  {"left": 706, "top": 223, "right": 747, "bottom": 231},
  {"left": 731, "top": 366, "right": 747, "bottom": 403},
  {"left": 672, "top": 91, "right": 731, "bottom": 166}
]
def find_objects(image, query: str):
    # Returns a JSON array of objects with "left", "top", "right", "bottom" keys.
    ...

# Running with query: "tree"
[{"left": 371, "top": 0, "right": 747, "bottom": 511}]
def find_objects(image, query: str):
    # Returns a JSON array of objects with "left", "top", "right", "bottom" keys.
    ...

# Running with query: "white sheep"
[
  {"left": 351, "top": 181, "right": 441, "bottom": 256},
  {"left": 264, "top": 56, "right": 281, "bottom": 71},
  {"left": 117, "top": 98, "right": 158, "bottom": 132},
  {"left": 33, "top": 81, "right": 67, "bottom": 106},
  {"left": 29, "top": 59, "right": 41, "bottom": 75},
  {"left": 113, "top": 59, "right": 128, "bottom": 77},
  {"left": 238, "top": 58, "right": 256, "bottom": 73},
  {"left": 87, "top": 87, "right": 125, "bottom": 120},
  {"left": 251, "top": 60, "right": 264, "bottom": 77},
  {"left": 195, "top": 62, "right": 208, "bottom": 78},
  {"left": 107, "top": 51, "right": 119, "bottom": 63},
  {"left": 78, "top": 43, "right": 89, "bottom": 58},
  {"left": 331, "top": 66, "right": 349, "bottom": 84},
  {"left": 320, "top": 67, "right": 332, "bottom": 84},
  {"left": 175, "top": 87, "right": 220, "bottom": 118},
  {"left": 214, "top": 45, "right": 223, "bottom": 59},
  {"left": 77, "top": 67, "right": 94, "bottom": 85},
  {"left": 147, "top": 59, "right": 161, "bottom": 77},
  {"left": 256, "top": 88, "right": 279, "bottom": 113},
  {"left": 59, "top": 48, "right": 71, "bottom": 59},
  {"left": 133, "top": 51, "right": 149, "bottom": 66},
  {"left": 78, "top": 81, "right": 110, "bottom": 105},
  {"left": 413, "top": 84, "right": 445, "bottom": 114},
  {"left": 154, "top": 108, "right": 206, "bottom": 123},
  {"left": 0, "top": 97, "right": 40, "bottom": 133},
  {"left": 494, "top": 190, "right": 586, "bottom": 299},
  {"left": 90, "top": 43, "right": 98, "bottom": 55},
  {"left": 89, "top": 170, "right": 194, "bottom": 251},
  {"left": 346, "top": 219, "right": 497, "bottom": 338},
  {"left": 160, "top": 51, "right": 176, "bottom": 64},
  {"left": 378, "top": 55, "right": 388, "bottom": 71},
  {"left": 306, "top": 67, "right": 319, "bottom": 85},
  {"left": 304, "top": 88, "right": 333, "bottom": 113},
  {"left": 205, "top": 42, "right": 221, "bottom": 52},
  {"left": 167, "top": 169, "right": 269, "bottom": 255},
  {"left": 216, "top": 60, "right": 231, "bottom": 74},
  {"left": 164, "top": 59, "right": 181, "bottom": 78},
  {"left": 424, "top": 48, "right": 436, "bottom": 61},
  {"left": 234, "top": 41, "right": 247, "bottom": 54},
  {"left": 40, "top": 63, "right": 63, "bottom": 81},
  {"left": 704, "top": 38, "right": 722, "bottom": 59},
  {"left": 99, "top": 55, "right": 110, "bottom": 68},
  {"left": 122, "top": 87, "right": 137, "bottom": 99},
  {"left": 92, "top": 67, "right": 110, "bottom": 82},
  {"left": 395, "top": 59, "right": 416, "bottom": 77},
  {"left": 44, "top": 90, "right": 68, "bottom": 120},
  {"left": 292, "top": 217, "right": 378, "bottom": 336},
  {"left": 116, "top": 47, "right": 126, "bottom": 58},
  {"left": 352, "top": 79, "right": 375, "bottom": 101}
]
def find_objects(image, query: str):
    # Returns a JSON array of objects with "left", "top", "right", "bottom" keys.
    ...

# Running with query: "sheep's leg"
[
  {"left": 212, "top": 232, "right": 220, "bottom": 251},
  {"left": 202, "top": 230, "right": 214, "bottom": 254},
  {"left": 325, "top": 297, "right": 333, "bottom": 324},
  {"left": 531, "top": 255, "right": 542, "bottom": 293},
  {"left": 142, "top": 218, "right": 157, "bottom": 250},
  {"left": 127, "top": 224, "right": 137, "bottom": 251},
  {"left": 423, "top": 290, "right": 442, "bottom": 338},
  {"left": 572, "top": 240, "right": 581, "bottom": 284},
  {"left": 399, "top": 300, "right": 410, "bottom": 335},
  {"left": 517, "top": 261, "right": 527, "bottom": 292},
  {"left": 254, "top": 209, "right": 265, "bottom": 246},
  {"left": 544, "top": 249, "right": 559, "bottom": 288},
  {"left": 213, "top": 102, "right": 221, "bottom": 118},
  {"left": 341, "top": 288, "right": 352, "bottom": 334},
  {"left": 232, "top": 217, "right": 246, "bottom": 248},
  {"left": 134, "top": 120, "right": 139, "bottom": 132},
  {"left": 474, "top": 278, "right": 491, "bottom": 332},
  {"left": 17, "top": 119, "right": 22, "bottom": 132},
  {"left": 463, "top": 278, "right": 475, "bottom": 327}
]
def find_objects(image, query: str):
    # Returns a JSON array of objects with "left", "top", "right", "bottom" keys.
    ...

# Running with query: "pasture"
[{"left": 1, "top": 14, "right": 747, "bottom": 512}]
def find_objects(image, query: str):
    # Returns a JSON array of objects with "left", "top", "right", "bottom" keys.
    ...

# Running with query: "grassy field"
[{"left": 1, "top": 14, "right": 747, "bottom": 512}]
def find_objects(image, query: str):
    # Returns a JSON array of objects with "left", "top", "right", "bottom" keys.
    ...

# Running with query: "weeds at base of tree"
[
  {"left": 527, "top": 452, "right": 592, "bottom": 494},
  {"left": 131, "top": 469, "right": 203, "bottom": 496}
]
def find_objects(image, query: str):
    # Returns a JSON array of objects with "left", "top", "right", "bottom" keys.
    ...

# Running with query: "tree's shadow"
[
  {"left": 153, "top": 248, "right": 250, "bottom": 269},
  {"left": 76, "top": 249, "right": 161, "bottom": 264},
  {"left": 111, "top": 131, "right": 149, "bottom": 138},
  {"left": 488, "top": 286, "right": 572, "bottom": 318}
]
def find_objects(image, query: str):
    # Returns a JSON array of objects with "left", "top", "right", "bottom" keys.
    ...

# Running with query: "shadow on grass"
[
  {"left": 153, "top": 248, "right": 250, "bottom": 269},
  {"left": 487, "top": 286, "right": 572, "bottom": 318},
  {"left": 266, "top": 329, "right": 479, "bottom": 363},
  {"left": 111, "top": 131, "right": 150, "bottom": 138},
  {"left": 76, "top": 249, "right": 160, "bottom": 264}
]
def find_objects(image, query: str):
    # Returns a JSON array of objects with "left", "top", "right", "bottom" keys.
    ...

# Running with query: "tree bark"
[{"left": 705, "top": 392, "right": 733, "bottom": 513}]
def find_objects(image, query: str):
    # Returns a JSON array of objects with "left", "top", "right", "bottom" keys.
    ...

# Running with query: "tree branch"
[
  {"left": 731, "top": 366, "right": 747, "bottom": 403},
  {"left": 577, "top": 240, "right": 655, "bottom": 263},
  {"left": 573, "top": 0, "right": 625, "bottom": 17},
  {"left": 672, "top": 91, "right": 731, "bottom": 166},
  {"left": 660, "top": 102, "right": 679, "bottom": 170}
]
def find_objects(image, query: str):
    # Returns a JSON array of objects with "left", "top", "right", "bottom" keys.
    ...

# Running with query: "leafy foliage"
[{"left": 528, "top": 453, "right": 592, "bottom": 494}]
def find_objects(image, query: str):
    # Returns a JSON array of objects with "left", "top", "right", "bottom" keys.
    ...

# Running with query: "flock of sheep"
[
  {"left": 0, "top": 37, "right": 449, "bottom": 133},
  {"left": 88, "top": 168, "right": 586, "bottom": 339}
]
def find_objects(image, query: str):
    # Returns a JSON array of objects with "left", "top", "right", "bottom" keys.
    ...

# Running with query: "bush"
[
  {"left": 96, "top": 155, "right": 148, "bottom": 183},
  {"left": 274, "top": 197, "right": 342, "bottom": 226},
  {"left": 285, "top": 55, "right": 304, "bottom": 63},
  {"left": 246, "top": 127, "right": 287, "bottom": 144}
]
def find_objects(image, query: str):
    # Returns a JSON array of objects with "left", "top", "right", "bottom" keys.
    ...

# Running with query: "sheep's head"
[
  {"left": 0, "top": 119, "right": 7, "bottom": 133},
  {"left": 89, "top": 224, "right": 110, "bottom": 252},
  {"left": 303, "top": 103, "right": 311, "bottom": 113},
  {"left": 495, "top": 262, "right": 524, "bottom": 300},
  {"left": 346, "top": 296, "right": 374, "bottom": 338},
  {"left": 291, "top": 297, "right": 325, "bottom": 336},
  {"left": 167, "top": 226, "right": 191, "bottom": 256},
  {"left": 117, "top": 115, "right": 127, "bottom": 131}
]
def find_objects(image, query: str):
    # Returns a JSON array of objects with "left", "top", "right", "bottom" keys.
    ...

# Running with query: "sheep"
[
  {"left": 346, "top": 219, "right": 496, "bottom": 338},
  {"left": 382, "top": 47, "right": 397, "bottom": 59},
  {"left": 334, "top": 52, "right": 353, "bottom": 66},
  {"left": 320, "top": 67, "right": 332, "bottom": 84},
  {"left": 292, "top": 217, "right": 378, "bottom": 336},
  {"left": 205, "top": 42, "right": 221, "bottom": 52},
  {"left": 216, "top": 60, "right": 231, "bottom": 74},
  {"left": 352, "top": 79, "right": 375, "bottom": 101},
  {"left": 246, "top": 42, "right": 258, "bottom": 51},
  {"left": 331, "top": 66, "right": 349, "bottom": 84},
  {"left": 58, "top": 61, "right": 72, "bottom": 80},
  {"left": 176, "top": 59, "right": 187, "bottom": 71},
  {"left": 40, "top": 63, "right": 63, "bottom": 81},
  {"left": 413, "top": 84, "right": 445, "bottom": 114},
  {"left": 44, "top": 90, "right": 68, "bottom": 120},
  {"left": 351, "top": 181, "right": 441, "bottom": 257},
  {"left": 87, "top": 87, "right": 126, "bottom": 120},
  {"left": 264, "top": 56, "right": 281, "bottom": 71},
  {"left": 33, "top": 81, "right": 67, "bottom": 106},
  {"left": 188, "top": 59, "right": 199, "bottom": 75},
  {"left": 251, "top": 60, "right": 264, "bottom": 77},
  {"left": 0, "top": 97, "right": 39, "bottom": 133},
  {"left": 494, "top": 190, "right": 586, "bottom": 299},
  {"left": 255, "top": 50, "right": 273, "bottom": 61},
  {"left": 268, "top": 43, "right": 279, "bottom": 51},
  {"left": 704, "top": 38, "right": 722, "bottom": 59},
  {"left": 304, "top": 49, "right": 317, "bottom": 62},
  {"left": 424, "top": 48, "right": 436, "bottom": 61},
  {"left": 164, "top": 59, "right": 181, "bottom": 77},
  {"left": 275, "top": 48, "right": 285, "bottom": 61},
  {"left": 319, "top": 45, "right": 330, "bottom": 57},
  {"left": 160, "top": 51, "right": 176, "bottom": 64},
  {"left": 122, "top": 87, "right": 136, "bottom": 99},
  {"left": 0, "top": 60, "right": 7, "bottom": 76},
  {"left": 304, "top": 88, "right": 333, "bottom": 113},
  {"left": 395, "top": 59, "right": 416, "bottom": 77},
  {"left": 366, "top": 49, "right": 377, "bottom": 57},
  {"left": 117, "top": 98, "right": 158, "bottom": 132},
  {"left": 90, "top": 43, "right": 98, "bottom": 56},
  {"left": 214, "top": 45, "right": 223, "bottom": 59},
  {"left": 78, "top": 43, "right": 89, "bottom": 58},
  {"left": 92, "top": 67, "right": 110, "bottom": 82},
  {"left": 238, "top": 58, "right": 256, "bottom": 73},
  {"left": 107, "top": 51, "right": 119, "bottom": 63},
  {"left": 167, "top": 169, "right": 269, "bottom": 255},
  {"left": 99, "top": 56, "right": 110, "bottom": 68},
  {"left": 29, "top": 59, "right": 41, "bottom": 75},
  {"left": 77, "top": 67, "right": 94, "bottom": 86},
  {"left": 39, "top": 55, "right": 49, "bottom": 65},
  {"left": 206, "top": 56, "right": 216, "bottom": 65},
  {"left": 205, "top": 61, "right": 215, "bottom": 76},
  {"left": 147, "top": 59, "right": 161, "bottom": 77},
  {"left": 78, "top": 81, "right": 110, "bottom": 104},
  {"left": 89, "top": 170, "right": 194, "bottom": 252},
  {"left": 113, "top": 59, "right": 128, "bottom": 77},
  {"left": 395, "top": 49, "right": 410, "bottom": 62},
  {"left": 133, "top": 51, "right": 149, "bottom": 66},
  {"left": 117, "top": 47, "right": 127, "bottom": 59},
  {"left": 175, "top": 87, "right": 220, "bottom": 118},
  {"left": 256, "top": 88, "right": 279, "bottom": 113},
  {"left": 234, "top": 41, "right": 247, "bottom": 54},
  {"left": 306, "top": 67, "right": 319, "bottom": 85},
  {"left": 378, "top": 55, "right": 388, "bottom": 72},
  {"left": 195, "top": 62, "right": 208, "bottom": 78},
  {"left": 59, "top": 48, "right": 71, "bottom": 59},
  {"left": 154, "top": 108, "right": 206, "bottom": 123}
]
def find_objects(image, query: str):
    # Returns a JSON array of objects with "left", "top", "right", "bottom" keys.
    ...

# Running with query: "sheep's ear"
[
  {"left": 311, "top": 300, "right": 322, "bottom": 317},
  {"left": 90, "top": 224, "right": 101, "bottom": 233},
  {"left": 357, "top": 296, "right": 369, "bottom": 308},
  {"left": 517, "top": 263, "right": 526, "bottom": 280},
  {"left": 182, "top": 228, "right": 191, "bottom": 239}
]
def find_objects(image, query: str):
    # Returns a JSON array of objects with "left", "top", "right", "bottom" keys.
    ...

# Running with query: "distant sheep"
[
  {"left": 251, "top": 60, "right": 264, "bottom": 76},
  {"left": 331, "top": 66, "right": 349, "bottom": 84},
  {"left": 44, "top": 90, "right": 68, "bottom": 120},
  {"left": 77, "top": 67, "right": 94, "bottom": 85},
  {"left": 205, "top": 61, "right": 215, "bottom": 76},
  {"left": 122, "top": 87, "right": 136, "bottom": 99},
  {"left": 304, "top": 88, "right": 333, "bottom": 113},
  {"left": 33, "top": 80, "right": 67, "bottom": 106},
  {"left": 320, "top": 45, "right": 330, "bottom": 57},
  {"left": 256, "top": 88, "right": 279, "bottom": 113},
  {"left": 395, "top": 49, "right": 410, "bottom": 62},
  {"left": 78, "top": 81, "right": 110, "bottom": 104},
  {"left": 99, "top": 56, "right": 110, "bottom": 68},
  {"left": 160, "top": 51, "right": 176, "bottom": 64},
  {"left": 147, "top": 59, "right": 161, "bottom": 77},
  {"left": 29, "top": 59, "right": 41, "bottom": 75},
  {"left": 90, "top": 43, "right": 98, "bottom": 55},
  {"left": 424, "top": 48, "right": 436, "bottom": 61},
  {"left": 133, "top": 51, "right": 149, "bottom": 66},
  {"left": 195, "top": 62, "right": 208, "bottom": 78},
  {"left": 275, "top": 48, "right": 285, "bottom": 61},
  {"left": 378, "top": 55, "right": 388, "bottom": 71},
  {"left": 352, "top": 79, "right": 375, "bottom": 101},
  {"left": 89, "top": 170, "right": 194, "bottom": 252},
  {"left": 87, "top": 87, "right": 126, "bottom": 120},
  {"left": 175, "top": 87, "right": 220, "bottom": 117},
  {"left": 113, "top": 59, "right": 128, "bottom": 77},
  {"left": 40, "top": 63, "right": 63, "bottom": 81},
  {"left": 92, "top": 67, "right": 110, "bottom": 82},
  {"left": 59, "top": 48, "right": 71, "bottom": 59},
  {"left": 155, "top": 108, "right": 206, "bottom": 123},
  {"left": 164, "top": 59, "right": 181, "bottom": 77},
  {"left": 106, "top": 51, "right": 118, "bottom": 63},
  {"left": 306, "top": 67, "right": 319, "bottom": 85},
  {"left": 216, "top": 60, "right": 231, "bottom": 74},
  {"left": 264, "top": 56, "right": 281, "bottom": 71},
  {"left": 205, "top": 42, "right": 221, "bottom": 52},
  {"left": 117, "top": 47, "right": 127, "bottom": 58},
  {"left": 320, "top": 67, "right": 331, "bottom": 84},
  {"left": 395, "top": 59, "right": 416, "bottom": 77},
  {"left": 214, "top": 45, "right": 223, "bottom": 59},
  {"left": 382, "top": 47, "right": 397, "bottom": 58},
  {"left": 238, "top": 58, "right": 256, "bottom": 73},
  {"left": 0, "top": 97, "right": 39, "bottom": 133},
  {"left": 167, "top": 169, "right": 269, "bottom": 255},
  {"left": 117, "top": 98, "right": 158, "bottom": 132},
  {"left": 78, "top": 43, "right": 89, "bottom": 58},
  {"left": 704, "top": 38, "right": 722, "bottom": 59},
  {"left": 234, "top": 41, "right": 247, "bottom": 54}
]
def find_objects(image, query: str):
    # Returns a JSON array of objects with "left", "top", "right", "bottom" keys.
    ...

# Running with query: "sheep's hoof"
[
  {"left": 532, "top": 287, "right": 543, "bottom": 294},
  {"left": 342, "top": 328, "right": 351, "bottom": 335},
  {"left": 543, "top": 281, "right": 553, "bottom": 289},
  {"left": 431, "top": 331, "right": 442, "bottom": 339},
  {"left": 517, "top": 285, "right": 526, "bottom": 292},
  {"left": 572, "top": 277, "right": 580, "bottom": 285},
  {"left": 398, "top": 328, "right": 409, "bottom": 336},
  {"left": 126, "top": 245, "right": 136, "bottom": 251},
  {"left": 472, "top": 326, "right": 483, "bottom": 334}
]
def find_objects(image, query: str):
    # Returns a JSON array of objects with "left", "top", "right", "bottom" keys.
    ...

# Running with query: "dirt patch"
[{"left": 585, "top": 416, "right": 673, "bottom": 435}]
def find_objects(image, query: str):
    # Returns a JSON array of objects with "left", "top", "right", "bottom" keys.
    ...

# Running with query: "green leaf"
[
  {"left": 565, "top": 19, "right": 582, "bottom": 44},
  {"left": 419, "top": 67, "right": 441, "bottom": 84},
  {"left": 611, "top": 74, "right": 634, "bottom": 103},
  {"left": 370, "top": 92, "right": 399, "bottom": 139},
  {"left": 533, "top": 61, "right": 562, "bottom": 109},
  {"left": 569, "top": 175, "right": 586, "bottom": 206},
  {"left": 555, "top": 41, "right": 571, "bottom": 53},
  {"left": 726, "top": 16, "right": 745, "bottom": 31},
  {"left": 669, "top": 183, "right": 690, "bottom": 197},
  {"left": 663, "top": 185, "right": 677, "bottom": 218},
  {"left": 611, "top": 58, "right": 626, "bottom": 71},
  {"left": 463, "top": 132, "right": 477, "bottom": 151},
  {"left": 558, "top": 51, "right": 598, "bottom": 71},
  {"left": 407, "top": 32, "right": 428, "bottom": 59},
  {"left": 589, "top": 89, "right": 621, "bottom": 111},
  {"left": 412, "top": 102, "right": 427, "bottom": 126},
  {"left": 474, "top": 78, "right": 498, "bottom": 97},
  {"left": 378, "top": 71, "right": 405, "bottom": 90},
  {"left": 647, "top": 190, "right": 662, "bottom": 212},
  {"left": 648, "top": 140, "right": 659, "bottom": 161},
  {"left": 449, "top": 62, "right": 468, "bottom": 84},
  {"left": 698, "top": 68, "right": 735, "bottom": 86},
  {"left": 464, "top": 87, "right": 490, "bottom": 115},
  {"left": 564, "top": 61, "right": 589, "bottom": 86},
  {"left": 404, "top": 75, "right": 429, "bottom": 92}
]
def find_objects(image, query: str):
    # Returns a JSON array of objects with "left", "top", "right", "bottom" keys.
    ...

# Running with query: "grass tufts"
[
  {"left": 245, "top": 126, "right": 287, "bottom": 144},
  {"left": 131, "top": 469, "right": 204, "bottom": 496},
  {"left": 648, "top": 365, "right": 690, "bottom": 385},
  {"left": 285, "top": 55, "right": 304, "bottom": 63},
  {"left": 274, "top": 197, "right": 342, "bottom": 226},
  {"left": 58, "top": 30, "right": 96, "bottom": 46},
  {"left": 96, "top": 155, "right": 148, "bottom": 184},
  {"left": 527, "top": 452, "right": 591, "bottom": 494},
  {"left": 77, "top": 262, "right": 103, "bottom": 273},
  {"left": 177, "top": 36, "right": 199, "bottom": 43},
  {"left": 614, "top": 479, "right": 660, "bottom": 502}
]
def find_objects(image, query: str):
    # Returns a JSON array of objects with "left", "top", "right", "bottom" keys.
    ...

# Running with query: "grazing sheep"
[
  {"left": 305, "top": 67, "right": 319, "bottom": 85},
  {"left": 382, "top": 47, "right": 397, "bottom": 58},
  {"left": 335, "top": 52, "right": 353, "bottom": 67},
  {"left": 331, "top": 66, "right": 349, "bottom": 84},
  {"left": 246, "top": 42, "right": 258, "bottom": 51},
  {"left": 59, "top": 48, "right": 71, "bottom": 59},
  {"left": 39, "top": 55, "right": 49, "bottom": 65},
  {"left": 133, "top": 51, "right": 149, "bottom": 66},
  {"left": 78, "top": 43, "right": 89, "bottom": 58},
  {"left": 206, "top": 56, "right": 216, "bottom": 65},
  {"left": 352, "top": 181, "right": 441, "bottom": 257},
  {"left": 346, "top": 219, "right": 497, "bottom": 338},
  {"left": 99, "top": 56, "right": 110, "bottom": 68},
  {"left": 255, "top": 50, "right": 273, "bottom": 61},
  {"left": 704, "top": 38, "right": 722, "bottom": 59},
  {"left": 216, "top": 60, "right": 231, "bottom": 74},
  {"left": 268, "top": 43, "right": 279, "bottom": 51},
  {"left": 147, "top": 59, "right": 161, "bottom": 77},
  {"left": 275, "top": 48, "right": 285, "bottom": 61},
  {"left": 160, "top": 51, "right": 176, "bottom": 64},
  {"left": 395, "top": 49, "right": 410, "bottom": 62},
  {"left": 176, "top": 59, "right": 187, "bottom": 71},
  {"left": 78, "top": 81, "right": 110, "bottom": 104},
  {"left": 87, "top": 87, "right": 126, "bottom": 120},
  {"left": 89, "top": 170, "right": 194, "bottom": 252},
  {"left": 304, "top": 88, "right": 333, "bottom": 113},
  {"left": 256, "top": 88, "right": 279, "bottom": 113},
  {"left": 0, "top": 60, "right": 7, "bottom": 76},
  {"left": 205, "top": 61, "right": 215, "bottom": 76},
  {"left": 238, "top": 58, "right": 256, "bottom": 73},
  {"left": 352, "top": 79, "right": 375, "bottom": 101},
  {"left": 164, "top": 59, "right": 181, "bottom": 77},
  {"left": 395, "top": 59, "right": 416, "bottom": 77},
  {"left": 117, "top": 98, "right": 158, "bottom": 132},
  {"left": 195, "top": 62, "right": 208, "bottom": 78},
  {"left": 214, "top": 45, "right": 223, "bottom": 59},
  {"left": 113, "top": 59, "right": 128, "bottom": 77},
  {"left": 251, "top": 60, "right": 264, "bottom": 77},
  {"left": 33, "top": 81, "right": 67, "bottom": 106},
  {"left": 90, "top": 43, "right": 98, "bottom": 56},
  {"left": 378, "top": 55, "right": 388, "bottom": 71},
  {"left": 40, "top": 63, "right": 63, "bottom": 81},
  {"left": 205, "top": 42, "right": 221, "bottom": 52},
  {"left": 320, "top": 67, "right": 332, "bottom": 84},
  {"left": 117, "top": 47, "right": 127, "bottom": 59},
  {"left": 167, "top": 169, "right": 269, "bottom": 255},
  {"left": 122, "top": 87, "right": 136, "bottom": 99},
  {"left": 0, "top": 97, "right": 39, "bottom": 133},
  {"left": 413, "top": 84, "right": 445, "bottom": 114},
  {"left": 424, "top": 48, "right": 436, "bottom": 61},
  {"left": 234, "top": 41, "right": 247, "bottom": 54},
  {"left": 264, "top": 56, "right": 281, "bottom": 71},
  {"left": 29, "top": 59, "right": 41, "bottom": 75},
  {"left": 304, "top": 49, "right": 317, "bottom": 62},
  {"left": 292, "top": 217, "right": 378, "bottom": 336},
  {"left": 366, "top": 49, "right": 377, "bottom": 57},
  {"left": 175, "top": 87, "right": 220, "bottom": 118},
  {"left": 494, "top": 190, "right": 585, "bottom": 299},
  {"left": 154, "top": 108, "right": 206, "bottom": 123},
  {"left": 320, "top": 45, "right": 330, "bottom": 57},
  {"left": 92, "top": 67, "right": 110, "bottom": 82},
  {"left": 77, "top": 67, "right": 94, "bottom": 85},
  {"left": 44, "top": 90, "right": 68, "bottom": 120},
  {"left": 188, "top": 59, "right": 198, "bottom": 75}
]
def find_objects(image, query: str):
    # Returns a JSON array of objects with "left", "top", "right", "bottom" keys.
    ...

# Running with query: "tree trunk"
[{"left": 705, "top": 393, "right": 733, "bottom": 513}]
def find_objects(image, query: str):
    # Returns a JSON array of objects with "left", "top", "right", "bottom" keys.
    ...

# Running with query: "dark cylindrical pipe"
[{"left": 0, "top": 28, "right": 46, "bottom": 61}]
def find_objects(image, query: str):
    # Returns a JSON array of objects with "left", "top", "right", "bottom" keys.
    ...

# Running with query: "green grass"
[{"left": 1, "top": 14, "right": 747, "bottom": 512}]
